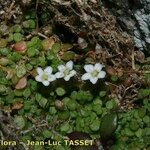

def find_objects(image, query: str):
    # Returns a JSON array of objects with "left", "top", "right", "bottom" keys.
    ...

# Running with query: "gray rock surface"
[
  {"left": 102, "top": 0, "right": 150, "bottom": 54},
  {"left": 134, "top": 0, "right": 150, "bottom": 53}
]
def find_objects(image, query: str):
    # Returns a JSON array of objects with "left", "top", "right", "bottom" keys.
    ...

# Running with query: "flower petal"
[
  {"left": 66, "top": 61, "right": 73, "bottom": 70},
  {"left": 65, "top": 70, "right": 76, "bottom": 80},
  {"left": 98, "top": 71, "right": 106, "bottom": 78},
  {"left": 64, "top": 75, "right": 71, "bottom": 81},
  {"left": 37, "top": 67, "right": 43, "bottom": 75},
  {"left": 94, "top": 63, "right": 103, "bottom": 71},
  {"left": 48, "top": 75, "right": 56, "bottom": 82},
  {"left": 84, "top": 64, "right": 94, "bottom": 73},
  {"left": 90, "top": 77, "right": 98, "bottom": 84},
  {"left": 55, "top": 72, "right": 64, "bottom": 78},
  {"left": 44, "top": 66, "right": 52, "bottom": 74},
  {"left": 90, "top": 78, "right": 98, "bottom": 84},
  {"left": 81, "top": 73, "right": 91, "bottom": 80},
  {"left": 35, "top": 75, "right": 42, "bottom": 82},
  {"left": 42, "top": 81, "right": 50, "bottom": 86},
  {"left": 58, "top": 65, "right": 65, "bottom": 72},
  {"left": 69, "top": 70, "right": 76, "bottom": 77}
]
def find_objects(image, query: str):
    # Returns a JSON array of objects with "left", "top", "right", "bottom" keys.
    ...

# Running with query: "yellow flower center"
[
  {"left": 91, "top": 70, "right": 99, "bottom": 77},
  {"left": 41, "top": 73, "right": 48, "bottom": 80},
  {"left": 64, "top": 68, "right": 70, "bottom": 76}
]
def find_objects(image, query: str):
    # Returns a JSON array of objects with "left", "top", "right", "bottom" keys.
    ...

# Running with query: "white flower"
[
  {"left": 81, "top": 63, "right": 106, "bottom": 84},
  {"left": 35, "top": 66, "right": 56, "bottom": 86},
  {"left": 55, "top": 61, "right": 76, "bottom": 81}
]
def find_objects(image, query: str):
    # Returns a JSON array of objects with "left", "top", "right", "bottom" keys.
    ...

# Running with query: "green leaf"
[
  {"left": 0, "top": 85, "right": 7, "bottom": 93},
  {"left": 23, "top": 19, "right": 36, "bottom": 29},
  {"left": 135, "top": 128, "right": 143, "bottom": 137},
  {"left": 110, "top": 75, "right": 118, "bottom": 82},
  {"left": 26, "top": 63, "right": 33, "bottom": 71},
  {"left": 138, "top": 108, "right": 146, "bottom": 118},
  {"left": 58, "top": 111, "right": 70, "bottom": 120},
  {"left": 61, "top": 43, "right": 73, "bottom": 51},
  {"left": 92, "top": 104, "right": 102, "bottom": 115},
  {"left": 124, "top": 128, "right": 134, "bottom": 137},
  {"left": 56, "top": 87, "right": 66, "bottom": 96},
  {"left": 76, "top": 117, "right": 85, "bottom": 131},
  {"left": 144, "top": 73, "right": 150, "bottom": 84},
  {"left": 27, "top": 47, "right": 37, "bottom": 57},
  {"left": 16, "top": 65, "right": 26, "bottom": 78},
  {"left": 27, "top": 37, "right": 39, "bottom": 47},
  {"left": 143, "top": 128, "right": 150, "bottom": 136},
  {"left": 42, "top": 130, "right": 52, "bottom": 138},
  {"left": 0, "top": 48, "right": 11, "bottom": 56},
  {"left": 99, "top": 91, "right": 106, "bottom": 97},
  {"left": 106, "top": 100, "right": 118, "bottom": 110},
  {"left": 35, "top": 93, "right": 47, "bottom": 108},
  {"left": 7, "top": 33, "right": 14, "bottom": 42},
  {"left": 33, "top": 145, "right": 45, "bottom": 150},
  {"left": 8, "top": 52, "right": 22, "bottom": 62},
  {"left": 143, "top": 116, "right": 150, "bottom": 124},
  {"left": 70, "top": 91, "right": 78, "bottom": 100},
  {"left": 0, "top": 58, "right": 10, "bottom": 66},
  {"left": 13, "top": 25, "right": 22, "bottom": 33},
  {"left": 66, "top": 100, "right": 77, "bottom": 111},
  {"left": 93, "top": 98, "right": 102, "bottom": 105},
  {"left": 80, "top": 109, "right": 91, "bottom": 117},
  {"left": 24, "top": 100, "right": 33, "bottom": 110},
  {"left": 138, "top": 89, "right": 150, "bottom": 99},
  {"left": 23, "top": 88, "right": 31, "bottom": 98},
  {"left": 54, "top": 146, "right": 66, "bottom": 150},
  {"left": 90, "top": 120, "right": 100, "bottom": 131},
  {"left": 70, "top": 111, "right": 78, "bottom": 118},
  {"left": 13, "top": 33, "right": 23, "bottom": 42},
  {"left": 143, "top": 99, "right": 149, "bottom": 106},
  {"left": 129, "top": 120, "right": 139, "bottom": 131},
  {"left": 60, "top": 123, "right": 72, "bottom": 133},
  {"left": 0, "top": 38, "right": 7, "bottom": 48},
  {"left": 51, "top": 43, "right": 61, "bottom": 53},
  {"left": 14, "top": 89, "right": 23, "bottom": 96},
  {"left": 62, "top": 51, "right": 75, "bottom": 61},
  {"left": 100, "top": 113, "right": 118, "bottom": 140},
  {"left": 49, "top": 107, "right": 57, "bottom": 115},
  {"left": 76, "top": 90, "right": 93, "bottom": 103},
  {"left": 14, "top": 116, "right": 25, "bottom": 129},
  {"left": 39, "top": 98, "right": 47, "bottom": 108}
]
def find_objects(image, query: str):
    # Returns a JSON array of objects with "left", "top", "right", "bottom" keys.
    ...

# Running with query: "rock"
[
  {"left": 102, "top": 0, "right": 150, "bottom": 54},
  {"left": 134, "top": 6, "right": 150, "bottom": 53},
  {"left": 101, "top": 0, "right": 135, "bottom": 37}
]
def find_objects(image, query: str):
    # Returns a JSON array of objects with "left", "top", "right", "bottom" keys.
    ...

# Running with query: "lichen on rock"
[{"left": 134, "top": 0, "right": 150, "bottom": 53}]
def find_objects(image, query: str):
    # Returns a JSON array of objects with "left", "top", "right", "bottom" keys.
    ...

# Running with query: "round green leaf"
[
  {"left": 16, "top": 65, "right": 26, "bottom": 78},
  {"left": 13, "top": 33, "right": 23, "bottom": 42},
  {"left": 42, "top": 130, "right": 52, "bottom": 138},
  {"left": 51, "top": 43, "right": 61, "bottom": 53},
  {"left": 56, "top": 87, "right": 66, "bottom": 96},
  {"left": 14, "top": 116, "right": 25, "bottom": 129},
  {"left": 90, "top": 120, "right": 100, "bottom": 131}
]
